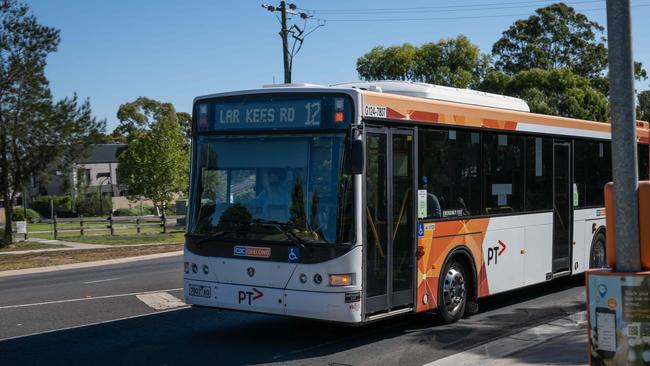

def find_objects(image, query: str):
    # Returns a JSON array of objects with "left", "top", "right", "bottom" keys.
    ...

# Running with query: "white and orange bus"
[{"left": 184, "top": 81, "right": 650, "bottom": 324}]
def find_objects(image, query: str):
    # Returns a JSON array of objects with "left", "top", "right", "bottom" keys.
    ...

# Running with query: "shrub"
[
  {"left": 77, "top": 194, "right": 113, "bottom": 217},
  {"left": 113, "top": 208, "right": 136, "bottom": 216},
  {"left": 12, "top": 208, "right": 41, "bottom": 223},
  {"left": 32, "top": 195, "right": 74, "bottom": 218}
]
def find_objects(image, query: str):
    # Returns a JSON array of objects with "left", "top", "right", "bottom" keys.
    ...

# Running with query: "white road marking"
[
  {"left": 136, "top": 292, "right": 186, "bottom": 310},
  {"left": 422, "top": 311, "right": 587, "bottom": 366},
  {"left": 83, "top": 277, "right": 120, "bottom": 284},
  {"left": 0, "top": 288, "right": 183, "bottom": 310}
]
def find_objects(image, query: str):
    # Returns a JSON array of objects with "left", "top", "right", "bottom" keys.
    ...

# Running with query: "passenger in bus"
[{"left": 421, "top": 176, "right": 441, "bottom": 218}]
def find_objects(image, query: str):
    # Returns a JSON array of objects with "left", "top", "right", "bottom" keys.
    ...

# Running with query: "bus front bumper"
[{"left": 184, "top": 279, "right": 362, "bottom": 323}]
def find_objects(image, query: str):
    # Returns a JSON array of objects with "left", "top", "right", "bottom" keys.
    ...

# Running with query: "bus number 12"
[{"left": 305, "top": 102, "right": 321, "bottom": 126}]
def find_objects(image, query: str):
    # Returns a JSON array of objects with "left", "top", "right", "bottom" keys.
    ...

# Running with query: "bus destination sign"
[{"left": 212, "top": 99, "right": 322, "bottom": 130}]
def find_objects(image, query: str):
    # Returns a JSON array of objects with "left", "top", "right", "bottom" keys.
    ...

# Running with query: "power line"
[
  {"left": 316, "top": 4, "right": 650, "bottom": 23},
  {"left": 302, "top": 0, "right": 603, "bottom": 13}
]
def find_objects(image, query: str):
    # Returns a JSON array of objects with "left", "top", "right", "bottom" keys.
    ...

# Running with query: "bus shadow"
[{"left": 0, "top": 276, "right": 585, "bottom": 366}]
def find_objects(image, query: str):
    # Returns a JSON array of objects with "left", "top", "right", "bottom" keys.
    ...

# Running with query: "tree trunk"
[{"left": 2, "top": 195, "right": 13, "bottom": 247}]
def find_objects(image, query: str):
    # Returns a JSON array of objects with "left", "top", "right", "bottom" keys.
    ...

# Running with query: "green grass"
[
  {"left": 0, "top": 242, "right": 68, "bottom": 252},
  {"left": 0, "top": 243, "right": 183, "bottom": 271},
  {"left": 57, "top": 231, "right": 185, "bottom": 245}
]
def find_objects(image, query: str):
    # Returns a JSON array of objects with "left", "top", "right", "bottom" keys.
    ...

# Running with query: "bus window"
[
  {"left": 525, "top": 137, "right": 553, "bottom": 211},
  {"left": 418, "top": 128, "right": 481, "bottom": 218},
  {"left": 483, "top": 133, "right": 524, "bottom": 214},
  {"left": 574, "top": 140, "right": 612, "bottom": 207}
]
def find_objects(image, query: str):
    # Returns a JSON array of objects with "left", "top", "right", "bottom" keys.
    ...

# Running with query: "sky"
[{"left": 26, "top": 0, "right": 650, "bottom": 131}]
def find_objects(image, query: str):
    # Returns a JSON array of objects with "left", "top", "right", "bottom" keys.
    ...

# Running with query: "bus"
[{"left": 184, "top": 80, "right": 650, "bottom": 324}]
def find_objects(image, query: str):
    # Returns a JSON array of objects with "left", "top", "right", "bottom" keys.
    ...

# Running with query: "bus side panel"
[
  {"left": 416, "top": 219, "right": 489, "bottom": 312},
  {"left": 522, "top": 213, "right": 553, "bottom": 286},
  {"left": 482, "top": 216, "right": 527, "bottom": 294}
]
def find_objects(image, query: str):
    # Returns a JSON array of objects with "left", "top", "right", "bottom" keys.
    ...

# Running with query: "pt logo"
[
  {"left": 238, "top": 288, "right": 263, "bottom": 305},
  {"left": 487, "top": 240, "right": 507, "bottom": 265}
]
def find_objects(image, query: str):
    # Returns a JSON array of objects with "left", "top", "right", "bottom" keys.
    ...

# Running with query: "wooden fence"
[{"left": 27, "top": 215, "right": 184, "bottom": 240}]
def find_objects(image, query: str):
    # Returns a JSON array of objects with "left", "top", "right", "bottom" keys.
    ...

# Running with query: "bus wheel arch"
[
  {"left": 589, "top": 226, "right": 608, "bottom": 269},
  {"left": 437, "top": 246, "right": 478, "bottom": 323}
]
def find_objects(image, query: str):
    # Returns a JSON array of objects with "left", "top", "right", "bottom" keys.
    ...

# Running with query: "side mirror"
[{"left": 350, "top": 139, "right": 364, "bottom": 175}]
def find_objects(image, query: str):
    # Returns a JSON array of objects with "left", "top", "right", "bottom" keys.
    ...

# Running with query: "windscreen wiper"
[
  {"left": 188, "top": 231, "right": 239, "bottom": 246},
  {"left": 251, "top": 218, "right": 307, "bottom": 249}
]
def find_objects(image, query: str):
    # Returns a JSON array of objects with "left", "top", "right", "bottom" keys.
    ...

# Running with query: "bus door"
[
  {"left": 552, "top": 140, "right": 572, "bottom": 274},
  {"left": 364, "top": 126, "right": 416, "bottom": 314}
]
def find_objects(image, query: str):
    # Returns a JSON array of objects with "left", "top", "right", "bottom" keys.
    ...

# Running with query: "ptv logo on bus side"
[{"left": 487, "top": 240, "right": 507, "bottom": 266}]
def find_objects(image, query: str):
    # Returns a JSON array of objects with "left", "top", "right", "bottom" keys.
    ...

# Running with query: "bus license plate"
[{"left": 188, "top": 284, "right": 211, "bottom": 298}]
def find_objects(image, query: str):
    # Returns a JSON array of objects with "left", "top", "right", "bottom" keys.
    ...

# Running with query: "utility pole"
[
  {"left": 262, "top": 3, "right": 323, "bottom": 84},
  {"left": 606, "top": 0, "right": 641, "bottom": 272},
  {"left": 279, "top": 1, "right": 291, "bottom": 84}
]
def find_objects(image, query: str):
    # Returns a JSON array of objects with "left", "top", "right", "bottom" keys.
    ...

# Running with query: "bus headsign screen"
[{"left": 195, "top": 94, "right": 352, "bottom": 132}]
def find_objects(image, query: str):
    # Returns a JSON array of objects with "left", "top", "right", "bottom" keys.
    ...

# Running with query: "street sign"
[{"left": 16, "top": 221, "right": 27, "bottom": 234}]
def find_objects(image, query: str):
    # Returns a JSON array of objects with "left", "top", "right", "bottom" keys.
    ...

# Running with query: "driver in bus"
[{"left": 255, "top": 168, "right": 291, "bottom": 221}]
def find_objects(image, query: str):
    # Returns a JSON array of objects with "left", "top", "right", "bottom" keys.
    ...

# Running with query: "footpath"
[{"left": 425, "top": 311, "right": 588, "bottom": 366}]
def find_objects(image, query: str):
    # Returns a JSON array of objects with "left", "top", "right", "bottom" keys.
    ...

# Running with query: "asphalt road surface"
[{"left": 0, "top": 256, "right": 586, "bottom": 365}]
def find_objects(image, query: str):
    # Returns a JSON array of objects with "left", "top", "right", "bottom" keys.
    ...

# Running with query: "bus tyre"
[
  {"left": 437, "top": 260, "right": 467, "bottom": 324},
  {"left": 590, "top": 232, "right": 607, "bottom": 269}
]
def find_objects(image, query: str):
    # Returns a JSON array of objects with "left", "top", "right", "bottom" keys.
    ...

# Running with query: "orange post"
[{"left": 605, "top": 181, "right": 650, "bottom": 269}]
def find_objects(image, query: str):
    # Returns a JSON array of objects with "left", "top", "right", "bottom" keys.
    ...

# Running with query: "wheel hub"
[{"left": 442, "top": 267, "right": 465, "bottom": 315}]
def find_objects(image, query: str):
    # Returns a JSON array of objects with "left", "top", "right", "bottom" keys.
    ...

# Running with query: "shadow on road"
[{"left": 0, "top": 276, "right": 586, "bottom": 366}]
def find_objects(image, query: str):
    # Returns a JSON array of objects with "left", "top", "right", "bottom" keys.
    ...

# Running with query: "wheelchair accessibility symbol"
[
  {"left": 288, "top": 247, "right": 300, "bottom": 262},
  {"left": 418, "top": 223, "right": 424, "bottom": 238}
]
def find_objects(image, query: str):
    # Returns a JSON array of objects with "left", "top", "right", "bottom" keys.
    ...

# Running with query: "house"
[{"left": 29, "top": 144, "right": 127, "bottom": 198}]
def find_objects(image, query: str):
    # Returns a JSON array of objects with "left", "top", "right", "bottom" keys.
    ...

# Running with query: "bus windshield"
[{"left": 189, "top": 134, "right": 354, "bottom": 245}]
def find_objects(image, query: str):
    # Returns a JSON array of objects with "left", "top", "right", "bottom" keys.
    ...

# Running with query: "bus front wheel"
[{"left": 437, "top": 259, "right": 467, "bottom": 323}]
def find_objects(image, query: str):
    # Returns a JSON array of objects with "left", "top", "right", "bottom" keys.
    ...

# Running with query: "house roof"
[{"left": 81, "top": 144, "right": 126, "bottom": 164}]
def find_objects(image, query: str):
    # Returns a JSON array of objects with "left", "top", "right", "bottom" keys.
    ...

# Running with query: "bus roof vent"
[
  {"left": 333, "top": 80, "right": 530, "bottom": 112},
  {"left": 262, "top": 82, "right": 324, "bottom": 88}
]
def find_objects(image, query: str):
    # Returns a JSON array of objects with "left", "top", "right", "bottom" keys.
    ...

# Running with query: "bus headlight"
[
  {"left": 184, "top": 262, "right": 189, "bottom": 274},
  {"left": 329, "top": 274, "right": 353, "bottom": 286}
]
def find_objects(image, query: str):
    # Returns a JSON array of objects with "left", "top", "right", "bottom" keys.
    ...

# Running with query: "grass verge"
[
  {"left": 0, "top": 243, "right": 183, "bottom": 271},
  {"left": 0, "top": 242, "right": 69, "bottom": 252},
  {"left": 58, "top": 232, "right": 185, "bottom": 245}
]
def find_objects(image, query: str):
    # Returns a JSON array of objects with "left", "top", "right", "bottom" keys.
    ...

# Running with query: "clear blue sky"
[{"left": 27, "top": 0, "right": 650, "bottom": 131}]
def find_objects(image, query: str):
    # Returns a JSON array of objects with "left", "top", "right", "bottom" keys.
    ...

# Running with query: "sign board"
[
  {"left": 16, "top": 221, "right": 27, "bottom": 234},
  {"left": 587, "top": 270, "right": 650, "bottom": 365},
  {"left": 417, "top": 189, "right": 428, "bottom": 219}
]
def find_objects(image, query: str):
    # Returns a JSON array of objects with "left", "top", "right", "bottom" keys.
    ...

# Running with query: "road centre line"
[
  {"left": 83, "top": 278, "right": 120, "bottom": 284},
  {"left": 0, "top": 288, "right": 183, "bottom": 310}
]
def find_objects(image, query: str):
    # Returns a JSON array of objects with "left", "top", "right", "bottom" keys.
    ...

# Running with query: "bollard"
[
  {"left": 80, "top": 215, "right": 84, "bottom": 237},
  {"left": 136, "top": 217, "right": 141, "bottom": 235}
]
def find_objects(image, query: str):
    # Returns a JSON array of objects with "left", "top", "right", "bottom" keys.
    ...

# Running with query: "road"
[{"left": 0, "top": 256, "right": 587, "bottom": 365}]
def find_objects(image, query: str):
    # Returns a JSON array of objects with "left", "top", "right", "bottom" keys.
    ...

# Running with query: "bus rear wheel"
[
  {"left": 438, "top": 260, "right": 467, "bottom": 323},
  {"left": 590, "top": 232, "right": 607, "bottom": 269}
]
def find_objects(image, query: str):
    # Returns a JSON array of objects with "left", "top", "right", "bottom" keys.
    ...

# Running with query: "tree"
[
  {"left": 356, "top": 36, "right": 489, "bottom": 88},
  {"left": 639, "top": 90, "right": 650, "bottom": 122},
  {"left": 116, "top": 98, "right": 189, "bottom": 223},
  {"left": 115, "top": 97, "right": 190, "bottom": 142},
  {"left": 480, "top": 68, "right": 608, "bottom": 122},
  {"left": 491, "top": 2, "right": 646, "bottom": 95},
  {"left": 492, "top": 3, "right": 607, "bottom": 79},
  {"left": 0, "top": 0, "right": 104, "bottom": 246}
]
